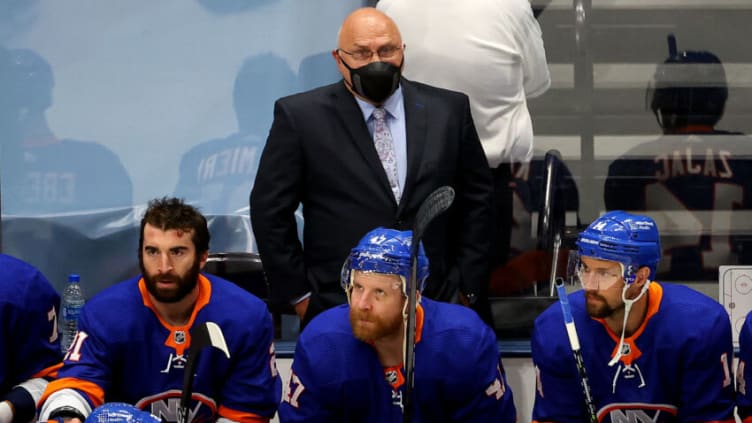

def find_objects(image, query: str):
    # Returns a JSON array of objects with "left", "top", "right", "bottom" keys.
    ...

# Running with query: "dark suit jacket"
[{"left": 250, "top": 78, "right": 492, "bottom": 322}]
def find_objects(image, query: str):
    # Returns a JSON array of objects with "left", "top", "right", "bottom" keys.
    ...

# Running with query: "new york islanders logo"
[
  {"left": 136, "top": 390, "right": 217, "bottom": 423},
  {"left": 385, "top": 369, "right": 399, "bottom": 385},
  {"left": 599, "top": 403, "right": 677, "bottom": 423}
]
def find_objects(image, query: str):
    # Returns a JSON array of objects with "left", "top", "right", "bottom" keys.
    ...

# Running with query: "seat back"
[
  {"left": 203, "top": 252, "right": 268, "bottom": 300},
  {"left": 491, "top": 296, "right": 558, "bottom": 339}
]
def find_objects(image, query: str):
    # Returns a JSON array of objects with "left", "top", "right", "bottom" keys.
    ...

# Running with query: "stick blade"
[
  {"left": 412, "top": 186, "right": 455, "bottom": 251},
  {"left": 203, "top": 321, "right": 231, "bottom": 358},
  {"left": 189, "top": 321, "right": 230, "bottom": 357}
]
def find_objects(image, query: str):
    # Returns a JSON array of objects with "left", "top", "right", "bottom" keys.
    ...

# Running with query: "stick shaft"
[
  {"left": 404, "top": 186, "right": 455, "bottom": 422},
  {"left": 178, "top": 322, "right": 231, "bottom": 423},
  {"left": 403, "top": 260, "right": 418, "bottom": 423},
  {"left": 556, "top": 281, "right": 598, "bottom": 423}
]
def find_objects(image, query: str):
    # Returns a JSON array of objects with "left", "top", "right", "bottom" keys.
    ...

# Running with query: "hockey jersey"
[
  {"left": 734, "top": 311, "right": 752, "bottom": 421},
  {"left": 40, "top": 274, "right": 280, "bottom": 423},
  {"left": 604, "top": 131, "right": 752, "bottom": 281},
  {"left": 0, "top": 254, "right": 61, "bottom": 394},
  {"left": 173, "top": 132, "right": 265, "bottom": 215},
  {"left": 278, "top": 298, "right": 516, "bottom": 422},
  {"left": 5, "top": 139, "right": 133, "bottom": 214},
  {"left": 532, "top": 282, "right": 735, "bottom": 423}
]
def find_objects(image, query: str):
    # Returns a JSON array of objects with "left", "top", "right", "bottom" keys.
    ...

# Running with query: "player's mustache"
[
  {"left": 156, "top": 273, "right": 181, "bottom": 283},
  {"left": 585, "top": 292, "right": 605, "bottom": 301},
  {"left": 351, "top": 310, "right": 373, "bottom": 322}
]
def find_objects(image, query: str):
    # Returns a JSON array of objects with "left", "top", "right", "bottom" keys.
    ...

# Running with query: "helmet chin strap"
[
  {"left": 608, "top": 279, "right": 651, "bottom": 367},
  {"left": 402, "top": 294, "right": 409, "bottom": 367},
  {"left": 401, "top": 275, "right": 412, "bottom": 367}
]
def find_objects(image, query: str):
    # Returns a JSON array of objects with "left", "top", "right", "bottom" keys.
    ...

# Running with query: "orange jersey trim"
[
  {"left": 593, "top": 282, "right": 663, "bottom": 365},
  {"left": 673, "top": 124, "right": 715, "bottom": 134},
  {"left": 414, "top": 304, "right": 424, "bottom": 344},
  {"left": 38, "top": 377, "right": 105, "bottom": 408},
  {"left": 139, "top": 275, "right": 212, "bottom": 356},
  {"left": 33, "top": 362, "right": 63, "bottom": 379},
  {"left": 217, "top": 405, "right": 269, "bottom": 423}
]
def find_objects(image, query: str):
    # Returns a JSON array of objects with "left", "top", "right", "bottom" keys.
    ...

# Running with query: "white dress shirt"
[{"left": 378, "top": 0, "right": 551, "bottom": 165}]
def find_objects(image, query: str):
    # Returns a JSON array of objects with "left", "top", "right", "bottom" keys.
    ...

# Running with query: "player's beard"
[
  {"left": 350, "top": 307, "right": 404, "bottom": 342},
  {"left": 141, "top": 258, "right": 201, "bottom": 303},
  {"left": 585, "top": 291, "right": 624, "bottom": 318}
]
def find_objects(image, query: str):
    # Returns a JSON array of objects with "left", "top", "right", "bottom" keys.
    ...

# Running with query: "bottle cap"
[{"left": 68, "top": 274, "right": 80, "bottom": 283}]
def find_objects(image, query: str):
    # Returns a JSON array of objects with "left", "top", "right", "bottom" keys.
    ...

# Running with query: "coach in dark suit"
[{"left": 251, "top": 7, "right": 493, "bottom": 327}]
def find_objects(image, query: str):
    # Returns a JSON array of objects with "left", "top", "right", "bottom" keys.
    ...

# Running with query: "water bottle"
[{"left": 60, "top": 274, "right": 85, "bottom": 353}]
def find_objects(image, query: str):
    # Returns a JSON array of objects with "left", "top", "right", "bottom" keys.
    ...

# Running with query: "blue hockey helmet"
[
  {"left": 84, "top": 403, "right": 160, "bottom": 423},
  {"left": 341, "top": 227, "right": 429, "bottom": 295},
  {"left": 576, "top": 211, "right": 661, "bottom": 283}
]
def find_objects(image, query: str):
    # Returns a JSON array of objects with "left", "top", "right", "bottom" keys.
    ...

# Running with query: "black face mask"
[{"left": 340, "top": 59, "right": 401, "bottom": 104}]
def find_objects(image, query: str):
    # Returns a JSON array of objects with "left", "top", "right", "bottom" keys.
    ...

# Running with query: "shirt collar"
[{"left": 354, "top": 85, "right": 404, "bottom": 121}]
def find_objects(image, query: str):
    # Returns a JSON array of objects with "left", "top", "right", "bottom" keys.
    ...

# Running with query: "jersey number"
[
  {"left": 721, "top": 352, "right": 732, "bottom": 388},
  {"left": 48, "top": 306, "right": 59, "bottom": 343},
  {"left": 64, "top": 331, "right": 89, "bottom": 362},
  {"left": 283, "top": 371, "right": 305, "bottom": 408}
]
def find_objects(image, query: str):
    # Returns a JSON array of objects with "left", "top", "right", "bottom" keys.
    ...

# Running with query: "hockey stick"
[
  {"left": 548, "top": 232, "right": 562, "bottom": 296},
  {"left": 403, "top": 185, "right": 455, "bottom": 422},
  {"left": 555, "top": 278, "right": 598, "bottom": 423},
  {"left": 178, "top": 322, "right": 231, "bottom": 423}
]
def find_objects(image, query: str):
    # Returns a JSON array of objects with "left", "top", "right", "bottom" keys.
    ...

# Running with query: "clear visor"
[{"left": 567, "top": 252, "right": 625, "bottom": 291}]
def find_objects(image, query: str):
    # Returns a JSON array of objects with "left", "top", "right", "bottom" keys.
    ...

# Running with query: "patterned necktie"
[{"left": 372, "top": 107, "right": 401, "bottom": 202}]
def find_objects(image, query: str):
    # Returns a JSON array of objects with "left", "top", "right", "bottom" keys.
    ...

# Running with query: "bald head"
[{"left": 337, "top": 8, "right": 402, "bottom": 49}]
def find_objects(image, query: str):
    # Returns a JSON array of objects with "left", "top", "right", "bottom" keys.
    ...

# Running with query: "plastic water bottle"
[{"left": 60, "top": 274, "right": 85, "bottom": 353}]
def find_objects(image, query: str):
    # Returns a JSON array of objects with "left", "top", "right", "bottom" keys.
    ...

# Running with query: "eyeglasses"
[
  {"left": 338, "top": 44, "right": 403, "bottom": 62},
  {"left": 576, "top": 265, "right": 622, "bottom": 290}
]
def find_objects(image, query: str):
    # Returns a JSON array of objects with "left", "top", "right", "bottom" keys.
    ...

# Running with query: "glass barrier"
[
  {"left": 2, "top": 0, "right": 751, "bottom": 341},
  {"left": 0, "top": 0, "right": 365, "bottom": 295},
  {"left": 493, "top": 0, "right": 752, "bottom": 338}
]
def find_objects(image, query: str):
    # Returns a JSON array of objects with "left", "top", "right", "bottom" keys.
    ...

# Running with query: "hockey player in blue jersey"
[
  {"left": 38, "top": 197, "right": 281, "bottom": 423},
  {"left": 531, "top": 211, "right": 735, "bottom": 422},
  {"left": 0, "top": 254, "right": 62, "bottom": 423},
  {"left": 736, "top": 311, "right": 752, "bottom": 420},
  {"left": 278, "top": 227, "right": 516, "bottom": 422}
]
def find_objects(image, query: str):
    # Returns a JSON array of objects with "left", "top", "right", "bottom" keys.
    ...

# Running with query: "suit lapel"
[
  {"left": 399, "top": 79, "right": 428, "bottom": 213},
  {"left": 330, "top": 82, "right": 395, "bottom": 201}
]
